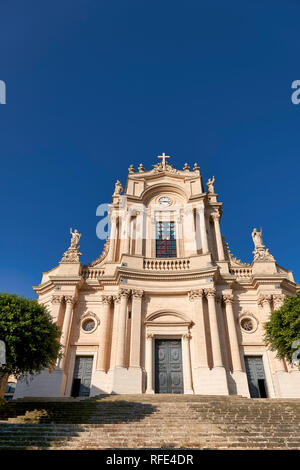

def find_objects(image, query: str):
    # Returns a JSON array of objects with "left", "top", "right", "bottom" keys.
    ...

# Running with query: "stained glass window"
[{"left": 156, "top": 221, "right": 177, "bottom": 258}]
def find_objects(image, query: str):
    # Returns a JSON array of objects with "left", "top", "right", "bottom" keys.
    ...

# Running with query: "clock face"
[{"left": 158, "top": 196, "right": 171, "bottom": 207}]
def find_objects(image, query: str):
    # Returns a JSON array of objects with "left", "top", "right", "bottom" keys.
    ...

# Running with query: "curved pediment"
[
  {"left": 142, "top": 183, "right": 188, "bottom": 205},
  {"left": 145, "top": 310, "right": 192, "bottom": 325}
]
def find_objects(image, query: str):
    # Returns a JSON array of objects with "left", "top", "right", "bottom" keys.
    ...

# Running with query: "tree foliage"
[
  {"left": 0, "top": 293, "right": 61, "bottom": 380},
  {"left": 264, "top": 292, "right": 300, "bottom": 363}
]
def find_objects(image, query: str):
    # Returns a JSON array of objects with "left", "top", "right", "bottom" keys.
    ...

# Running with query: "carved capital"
[
  {"left": 205, "top": 287, "right": 217, "bottom": 298},
  {"left": 182, "top": 333, "right": 192, "bottom": 340},
  {"left": 223, "top": 293, "right": 234, "bottom": 304},
  {"left": 132, "top": 289, "right": 144, "bottom": 299},
  {"left": 188, "top": 289, "right": 203, "bottom": 301},
  {"left": 113, "top": 294, "right": 121, "bottom": 304},
  {"left": 51, "top": 295, "right": 63, "bottom": 305},
  {"left": 258, "top": 294, "right": 272, "bottom": 307},
  {"left": 64, "top": 295, "right": 75, "bottom": 305},
  {"left": 119, "top": 288, "right": 131, "bottom": 298},
  {"left": 210, "top": 211, "right": 220, "bottom": 222},
  {"left": 101, "top": 295, "right": 113, "bottom": 305},
  {"left": 273, "top": 294, "right": 285, "bottom": 309}
]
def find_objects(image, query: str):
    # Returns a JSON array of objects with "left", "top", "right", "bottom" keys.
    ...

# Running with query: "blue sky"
[{"left": 0, "top": 1, "right": 299, "bottom": 298}]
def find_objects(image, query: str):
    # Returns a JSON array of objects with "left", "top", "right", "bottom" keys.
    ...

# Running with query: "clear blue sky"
[{"left": 0, "top": 1, "right": 299, "bottom": 298}]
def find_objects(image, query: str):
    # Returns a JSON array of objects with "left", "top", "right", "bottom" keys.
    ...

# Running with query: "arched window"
[{"left": 156, "top": 221, "right": 177, "bottom": 258}]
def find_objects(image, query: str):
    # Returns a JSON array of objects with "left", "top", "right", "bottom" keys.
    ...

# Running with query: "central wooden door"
[
  {"left": 71, "top": 356, "right": 93, "bottom": 397},
  {"left": 244, "top": 356, "right": 268, "bottom": 398},
  {"left": 155, "top": 339, "right": 184, "bottom": 394}
]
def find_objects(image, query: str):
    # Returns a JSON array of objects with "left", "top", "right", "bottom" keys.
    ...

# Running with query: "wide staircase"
[{"left": 0, "top": 394, "right": 300, "bottom": 449}]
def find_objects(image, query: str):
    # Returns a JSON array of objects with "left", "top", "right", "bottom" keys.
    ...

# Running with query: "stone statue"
[
  {"left": 251, "top": 227, "right": 275, "bottom": 262},
  {"left": 0, "top": 340, "right": 6, "bottom": 366},
  {"left": 207, "top": 176, "right": 215, "bottom": 194},
  {"left": 252, "top": 228, "right": 264, "bottom": 249},
  {"left": 113, "top": 180, "right": 123, "bottom": 195},
  {"left": 61, "top": 229, "right": 82, "bottom": 263},
  {"left": 70, "top": 228, "right": 81, "bottom": 248}
]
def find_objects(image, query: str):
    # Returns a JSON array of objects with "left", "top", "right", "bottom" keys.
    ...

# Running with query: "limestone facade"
[{"left": 15, "top": 155, "right": 300, "bottom": 398}]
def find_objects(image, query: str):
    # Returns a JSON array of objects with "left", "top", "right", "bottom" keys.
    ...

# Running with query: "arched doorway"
[{"left": 144, "top": 310, "right": 194, "bottom": 394}]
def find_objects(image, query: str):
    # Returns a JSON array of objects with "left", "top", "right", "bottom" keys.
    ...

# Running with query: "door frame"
[
  {"left": 242, "top": 350, "right": 276, "bottom": 398},
  {"left": 154, "top": 338, "right": 184, "bottom": 394},
  {"left": 145, "top": 332, "right": 193, "bottom": 394},
  {"left": 65, "top": 348, "right": 97, "bottom": 397}
]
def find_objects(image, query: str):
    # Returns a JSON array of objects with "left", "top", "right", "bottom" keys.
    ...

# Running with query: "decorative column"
[
  {"left": 97, "top": 295, "right": 112, "bottom": 371},
  {"left": 182, "top": 333, "right": 194, "bottom": 394},
  {"left": 59, "top": 295, "right": 75, "bottom": 370},
  {"left": 259, "top": 294, "right": 286, "bottom": 373},
  {"left": 115, "top": 289, "right": 131, "bottom": 368},
  {"left": 273, "top": 294, "right": 285, "bottom": 311},
  {"left": 258, "top": 294, "right": 273, "bottom": 318},
  {"left": 197, "top": 206, "right": 209, "bottom": 253},
  {"left": 205, "top": 288, "right": 223, "bottom": 367},
  {"left": 211, "top": 211, "right": 225, "bottom": 261},
  {"left": 109, "top": 294, "right": 120, "bottom": 370},
  {"left": 134, "top": 210, "right": 144, "bottom": 256},
  {"left": 124, "top": 212, "right": 132, "bottom": 255},
  {"left": 107, "top": 212, "right": 118, "bottom": 262},
  {"left": 271, "top": 294, "right": 287, "bottom": 372},
  {"left": 51, "top": 295, "right": 64, "bottom": 367},
  {"left": 184, "top": 207, "right": 197, "bottom": 256},
  {"left": 223, "top": 293, "right": 243, "bottom": 371},
  {"left": 188, "top": 289, "right": 208, "bottom": 367},
  {"left": 51, "top": 295, "right": 64, "bottom": 324},
  {"left": 129, "top": 289, "right": 144, "bottom": 368},
  {"left": 145, "top": 333, "right": 154, "bottom": 393}
]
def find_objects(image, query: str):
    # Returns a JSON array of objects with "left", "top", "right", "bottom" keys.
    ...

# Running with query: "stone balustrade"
[
  {"left": 82, "top": 268, "right": 105, "bottom": 280},
  {"left": 229, "top": 267, "right": 252, "bottom": 278},
  {"left": 143, "top": 258, "right": 190, "bottom": 271}
]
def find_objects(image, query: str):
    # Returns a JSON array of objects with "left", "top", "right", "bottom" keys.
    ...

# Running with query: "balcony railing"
[
  {"left": 143, "top": 258, "right": 190, "bottom": 271},
  {"left": 229, "top": 267, "right": 252, "bottom": 278},
  {"left": 82, "top": 268, "right": 105, "bottom": 280}
]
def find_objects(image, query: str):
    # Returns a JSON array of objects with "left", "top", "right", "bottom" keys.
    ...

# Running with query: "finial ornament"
[
  {"left": 138, "top": 163, "right": 145, "bottom": 172},
  {"left": 157, "top": 153, "right": 170, "bottom": 169},
  {"left": 183, "top": 162, "right": 190, "bottom": 171},
  {"left": 193, "top": 163, "right": 200, "bottom": 171},
  {"left": 61, "top": 228, "right": 82, "bottom": 263},
  {"left": 152, "top": 153, "right": 179, "bottom": 174},
  {"left": 206, "top": 176, "right": 215, "bottom": 194},
  {"left": 128, "top": 164, "right": 135, "bottom": 174}
]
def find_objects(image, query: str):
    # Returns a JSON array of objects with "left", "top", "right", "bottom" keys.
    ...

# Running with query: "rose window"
[
  {"left": 241, "top": 318, "right": 254, "bottom": 332},
  {"left": 82, "top": 319, "right": 96, "bottom": 332}
]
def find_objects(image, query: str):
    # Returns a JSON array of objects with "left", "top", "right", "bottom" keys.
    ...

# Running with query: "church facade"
[{"left": 15, "top": 154, "right": 300, "bottom": 399}]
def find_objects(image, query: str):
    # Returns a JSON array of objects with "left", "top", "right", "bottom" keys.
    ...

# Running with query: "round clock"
[{"left": 158, "top": 196, "right": 172, "bottom": 207}]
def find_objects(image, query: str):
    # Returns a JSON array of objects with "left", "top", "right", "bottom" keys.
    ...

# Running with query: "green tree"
[
  {"left": 0, "top": 293, "right": 61, "bottom": 398},
  {"left": 264, "top": 292, "right": 300, "bottom": 364}
]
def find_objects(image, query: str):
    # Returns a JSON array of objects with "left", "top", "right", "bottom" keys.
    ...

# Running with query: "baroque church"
[{"left": 15, "top": 154, "right": 300, "bottom": 399}]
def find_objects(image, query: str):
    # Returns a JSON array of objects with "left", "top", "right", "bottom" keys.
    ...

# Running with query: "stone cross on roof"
[{"left": 158, "top": 152, "right": 170, "bottom": 169}]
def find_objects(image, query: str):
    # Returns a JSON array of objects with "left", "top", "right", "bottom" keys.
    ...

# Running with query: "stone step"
[{"left": 0, "top": 394, "right": 299, "bottom": 450}]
